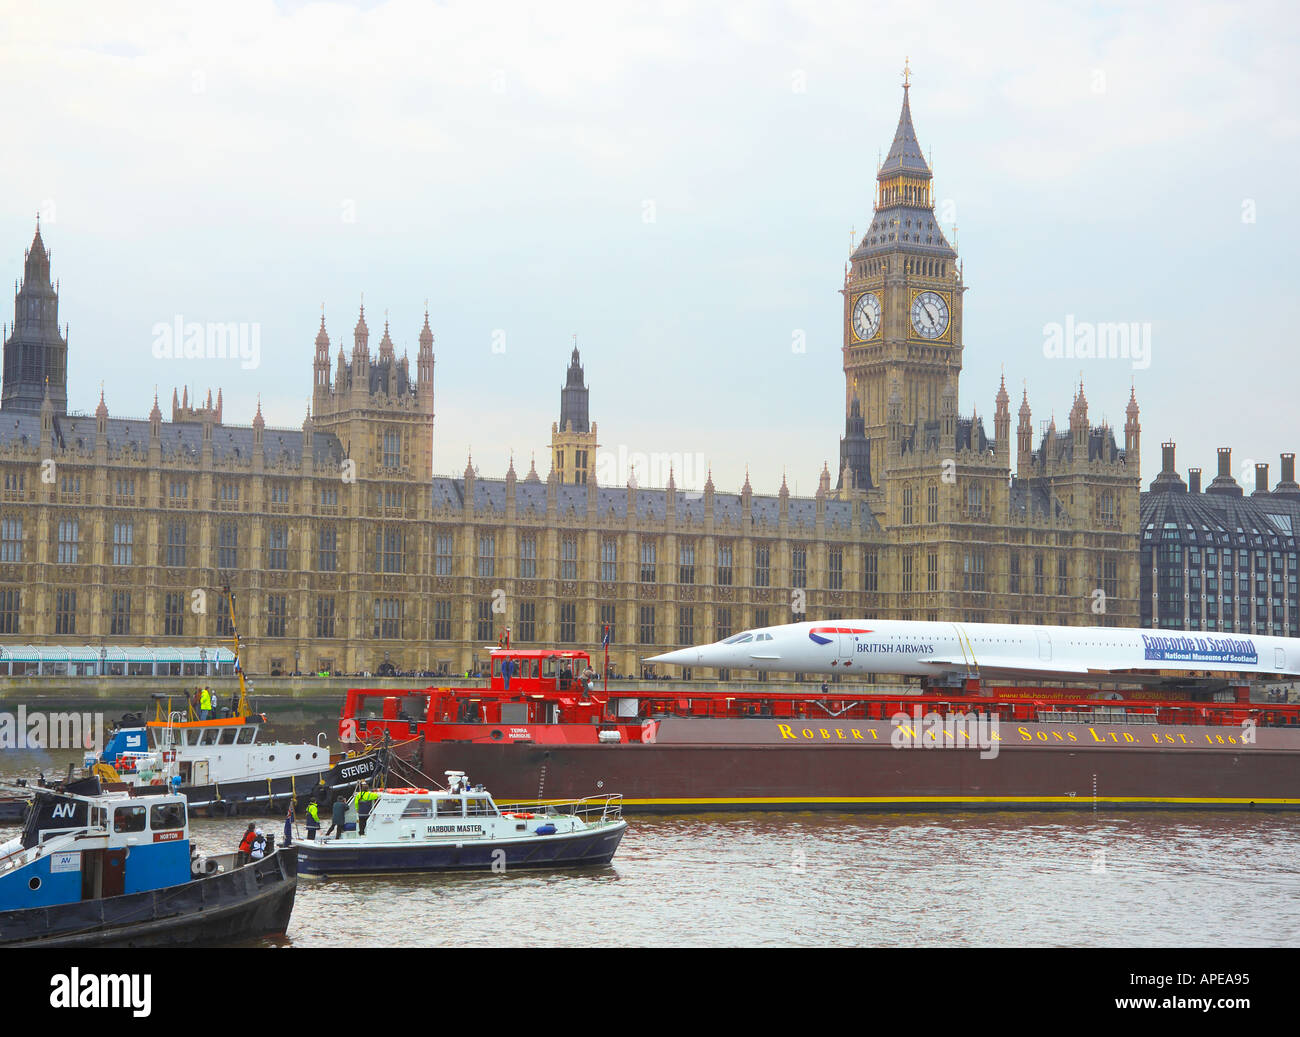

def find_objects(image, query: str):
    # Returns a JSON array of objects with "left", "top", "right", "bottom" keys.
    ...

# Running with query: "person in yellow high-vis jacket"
[{"left": 351, "top": 788, "right": 380, "bottom": 836}]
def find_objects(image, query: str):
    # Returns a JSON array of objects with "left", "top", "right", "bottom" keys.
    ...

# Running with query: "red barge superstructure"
[{"left": 340, "top": 648, "right": 1300, "bottom": 812}]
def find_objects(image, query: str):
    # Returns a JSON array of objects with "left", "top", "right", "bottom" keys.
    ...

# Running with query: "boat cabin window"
[
  {"left": 465, "top": 797, "right": 495, "bottom": 817},
  {"left": 219, "top": 727, "right": 238, "bottom": 745},
  {"left": 113, "top": 805, "right": 147, "bottom": 834},
  {"left": 236, "top": 727, "right": 256, "bottom": 744},
  {"left": 150, "top": 803, "right": 186, "bottom": 831},
  {"left": 435, "top": 798, "right": 463, "bottom": 818},
  {"left": 199, "top": 729, "right": 220, "bottom": 746},
  {"left": 401, "top": 798, "right": 433, "bottom": 819}
]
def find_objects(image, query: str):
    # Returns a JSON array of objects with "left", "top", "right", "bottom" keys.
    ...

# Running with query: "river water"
[{"left": 3, "top": 747, "right": 1298, "bottom": 946}]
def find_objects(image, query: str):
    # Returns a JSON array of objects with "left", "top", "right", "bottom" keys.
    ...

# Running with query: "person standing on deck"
[
  {"left": 199, "top": 687, "right": 212, "bottom": 721},
  {"left": 305, "top": 800, "right": 321, "bottom": 840},
  {"left": 352, "top": 788, "right": 379, "bottom": 836},
  {"left": 282, "top": 800, "right": 295, "bottom": 847},
  {"left": 237, "top": 823, "right": 256, "bottom": 865},
  {"left": 325, "top": 796, "right": 347, "bottom": 839}
]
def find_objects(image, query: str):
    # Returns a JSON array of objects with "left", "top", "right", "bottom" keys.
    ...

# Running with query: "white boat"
[
  {"left": 90, "top": 706, "right": 385, "bottom": 816},
  {"left": 294, "top": 772, "right": 627, "bottom": 876}
]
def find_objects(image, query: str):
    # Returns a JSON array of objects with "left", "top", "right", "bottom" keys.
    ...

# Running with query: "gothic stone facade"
[{"left": 0, "top": 80, "right": 1142, "bottom": 677}]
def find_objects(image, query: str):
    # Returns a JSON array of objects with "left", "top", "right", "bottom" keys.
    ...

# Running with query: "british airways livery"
[{"left": 646, "top": 619, "right": 1300, "bottom": 682}]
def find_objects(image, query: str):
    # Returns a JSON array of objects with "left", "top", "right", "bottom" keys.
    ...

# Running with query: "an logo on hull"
[{"left": 808, "top": 626, "right": 872, "bottom": 646}]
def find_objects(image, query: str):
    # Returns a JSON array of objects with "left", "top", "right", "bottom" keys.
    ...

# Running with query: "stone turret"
[{"left": 2, "top": 220, "right": 68, "bottom": 415}]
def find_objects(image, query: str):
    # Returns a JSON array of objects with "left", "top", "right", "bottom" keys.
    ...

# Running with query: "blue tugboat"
[
  {"left": 0, "top": 780, "right": 297, "bottom": 947},
  {"left": 295, "top": 772, "right": 627, "bottom": 877}
]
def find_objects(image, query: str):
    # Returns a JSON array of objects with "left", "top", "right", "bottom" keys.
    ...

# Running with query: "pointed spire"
[
  {"left": 419, "top": 307, "right": 434, "bottom": 350},
  {"left": 704, "top": 467, "right": 715, "bottom": 494},
  {"left": 353, "top": 301, "right": 369, "bottom": 353},
  {"left": 995, "top": 372, "right": 1010, "bottom": 411},
  {"left": 878, "top": 62, "right": 930, "bottom": 178},
  {"left": 667, "top": 463, "right": 676, "bottom": 491},
  {"left": 149, "top": 388, "right": 162, "bottom": 425},
  {"left": 742, "top": 466, "right": 752, "bottom": 495},
  {"left": 464, "top": 453, "right": 475, "bottom": 481},
  {"left": 95, "top": 385, "right": 108, "bottom": 421},
  {"left": 1019, "top": 385, "right": 1032, "bottom": 421},
  {"left": 779, "top": 470, "right": 790, "bottom": 500},
  {"left": 379, "top": 317, "right": 394, "bottom": 359},
  {"left": 525, "top": 452, "right": 540, "bottom": 483},
  {"left": 816, "top": 462, "right": 830, "bottom": 499},
  {"left": 1126, "top": 383, "right": 1140, "bottom": 421},
  {"left": 25, "top": 217, "right": 50, "bottom": 282},
  {"left": 252, "top": 395, "right": 265, "bottom": 430},
  {"left": 303, "top": 401, "right": 313, "bottom": 431}
]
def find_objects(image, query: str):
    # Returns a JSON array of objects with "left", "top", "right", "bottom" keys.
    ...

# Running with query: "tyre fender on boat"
[{"left": 209, "top": 800, "right": 229, "bottom": 818}]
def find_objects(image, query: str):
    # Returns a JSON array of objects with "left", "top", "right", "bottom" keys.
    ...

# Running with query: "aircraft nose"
[{"left": 646, "top": 648, "right": 699, "bottom": 666}]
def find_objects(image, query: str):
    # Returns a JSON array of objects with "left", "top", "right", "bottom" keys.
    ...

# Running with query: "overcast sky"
[{"left": 3, "top": 0, "right": 1297, "bottom": 496}]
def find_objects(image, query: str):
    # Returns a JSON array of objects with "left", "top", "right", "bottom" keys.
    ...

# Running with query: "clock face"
[
  {"left": 911, "top": 290, "right": 950, "bottom": 339},
  {"left": 851, "top": 293, "right": 881, "bottom": 341}
]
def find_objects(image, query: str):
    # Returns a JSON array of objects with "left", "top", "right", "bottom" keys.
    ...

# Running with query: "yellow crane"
[{"left": 223, "top": 583, "right": 252, "bottom": 718}]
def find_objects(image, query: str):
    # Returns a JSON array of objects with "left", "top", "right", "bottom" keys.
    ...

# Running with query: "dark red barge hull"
[{"left": 407, "top": 719, "right": 1300, "bottom": 813}]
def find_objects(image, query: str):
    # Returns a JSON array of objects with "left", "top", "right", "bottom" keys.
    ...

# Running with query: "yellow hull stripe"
[{"left": 509, "top": 795, "right": 1300, "bottom": 807}]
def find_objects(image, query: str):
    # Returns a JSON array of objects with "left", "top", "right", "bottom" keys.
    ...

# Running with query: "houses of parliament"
[{"left": 0, "top": 79, "right": 1141, "bottom": 677}]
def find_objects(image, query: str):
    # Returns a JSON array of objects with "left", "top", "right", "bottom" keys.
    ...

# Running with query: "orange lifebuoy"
[{"left": 507, "top": 812, "right": 535, "bottom": 819}]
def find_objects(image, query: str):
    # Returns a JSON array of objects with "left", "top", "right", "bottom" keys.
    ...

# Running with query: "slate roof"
[
  {"left": 430, "top": 477, "right": 882, "bottom": 533},
  {"left": 0, "top": 411, "right": 343, "bottom": 467}
]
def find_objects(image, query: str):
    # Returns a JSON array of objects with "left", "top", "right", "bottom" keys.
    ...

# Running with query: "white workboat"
[
  {"left": 294, "top": 772, "right": 627, "bottom": 876},
  {"left": 89, "top": 707, "right": 385, "bottom": 816}
]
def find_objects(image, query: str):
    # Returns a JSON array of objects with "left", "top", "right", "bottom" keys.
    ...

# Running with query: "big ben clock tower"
[{"left": 840, "top": 63, "right": 964, "bottom": 482}]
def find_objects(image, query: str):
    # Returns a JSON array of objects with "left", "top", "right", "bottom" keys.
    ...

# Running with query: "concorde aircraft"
[{"left": 644, "top": 619, "right": 1300, "bottom": 683}]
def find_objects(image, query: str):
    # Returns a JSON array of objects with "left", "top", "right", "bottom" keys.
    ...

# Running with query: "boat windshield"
[
  {"left": 435, "top": 798, "right": 463, "bottom": 818},
  {"left": 401, "top": 798, "right": 433, "bottom": 819},
  {"left": 465, "top": 797, "right": 496, "bottom": 817}
]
